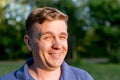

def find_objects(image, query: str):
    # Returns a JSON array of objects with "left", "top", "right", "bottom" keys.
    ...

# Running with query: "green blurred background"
[{"left": 0, "top": 0, "right": 120, "bottom": 80}]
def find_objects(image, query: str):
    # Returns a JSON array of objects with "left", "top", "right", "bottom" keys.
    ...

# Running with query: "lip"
[
  {"left": 48, "top": 50, "right": 63, "bottom": 54},
  {"left": 49, "top": 53, "right": 62, "bottom": 56},
  {"left": 49, "top": 53, "right": 62, "bottom": 59}
]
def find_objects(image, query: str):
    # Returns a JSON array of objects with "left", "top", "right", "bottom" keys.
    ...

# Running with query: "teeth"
[
  {"left": 52, "top": 53, "right": 60, "bottom": 56},
  {"left": 50, "top": 53, "right": 61, "bottom": 59}
]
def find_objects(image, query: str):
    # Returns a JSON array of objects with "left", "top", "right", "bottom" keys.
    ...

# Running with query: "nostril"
[
  {"left": 52, "top": 41, "right": 61, "bottom": 50},
  {"left": 52, "top": 43, "right": 61, "bottom": 50}
]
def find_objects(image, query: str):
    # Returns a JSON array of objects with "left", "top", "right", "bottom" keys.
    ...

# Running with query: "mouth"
[{"left": 49, "top": 53, "right": 62, "bottom": 59}]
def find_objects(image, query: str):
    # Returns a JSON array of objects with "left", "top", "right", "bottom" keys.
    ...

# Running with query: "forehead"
[{"left": 33, "top": 20, "right": 68, "bottom": 35}]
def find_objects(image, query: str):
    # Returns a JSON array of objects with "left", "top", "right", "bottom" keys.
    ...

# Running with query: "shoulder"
[
  {"left": 70, "top": 66, "right": 94, "bottom": 80},
  {"left": 0, "top": 58, "right": 34, "bottom": 80},
  {"left": 62, "top": 62, "right": 94, "bottom": 80},
  {"left": 0, "top": 71, "right": 17, "bottom": 80}
]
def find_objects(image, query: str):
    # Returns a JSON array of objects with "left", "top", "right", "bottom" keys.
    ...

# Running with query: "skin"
[{"left": 24, "top": 20, "right": 68, "bottom": 80}]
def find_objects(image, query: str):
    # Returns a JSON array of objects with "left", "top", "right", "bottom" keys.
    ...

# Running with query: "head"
[{"left": 24, "top": 7, "right": 68, "bottom": 71}]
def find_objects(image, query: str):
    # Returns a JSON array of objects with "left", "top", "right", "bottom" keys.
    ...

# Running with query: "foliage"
[
  {"left": 87, "top": 0, "right": 120, "bottom": 62},
  {"left": 0, "top": 0, "right": 120, "bottom": 63},
  {"left": 0, "top": 0, "right": 32, "bottom": 60}
]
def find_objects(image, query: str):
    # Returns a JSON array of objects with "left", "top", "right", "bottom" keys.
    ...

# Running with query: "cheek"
[
  {"left": 39, "top": 41, "right": 52, "bottom": 51},
  {"left": 32, "top": 42, "right": 39, "bottom": 53},
  {"left": 63, "top": 41, "right": 68, "bottom": 51}
]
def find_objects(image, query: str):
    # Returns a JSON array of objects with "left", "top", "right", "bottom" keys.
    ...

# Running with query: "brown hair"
[{"left": 25, "top": 7, "right": 68, "bottom": 38}]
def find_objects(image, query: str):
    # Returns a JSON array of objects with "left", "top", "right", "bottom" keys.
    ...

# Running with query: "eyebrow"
[
  {"left": 41, "top": 31, "right": 53, "bottom": 35},
  {"left": 60, "top": 32, "right": 68, "bottom": 36},
  {"left": 37, "top": 32, "right": 52, "bottom": 40},
  {"left": 41, "top": 31, "right": 68, "bottom": 36}
]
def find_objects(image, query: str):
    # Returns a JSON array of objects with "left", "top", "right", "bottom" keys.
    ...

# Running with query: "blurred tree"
[
  {"left": 0, "top": 0, "right": 84, "bottom": 61},
  {"left": 0, "top": 0, "right": 8, "bottom": 59},
  {"left": 0, "top": 0, "right": 33, "bottom": 60},
  {"left": 87, "top": 0, "right": 120, "bottom": 62},
  {"left": 0, "top": 0, "right": 120, "bottom": 63}
]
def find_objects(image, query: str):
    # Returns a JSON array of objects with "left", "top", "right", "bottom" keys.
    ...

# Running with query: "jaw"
[{"left": 47, "top": 52, "right": 65, "bottom": 66}]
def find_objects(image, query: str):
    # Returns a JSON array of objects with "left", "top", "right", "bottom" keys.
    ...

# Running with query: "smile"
[{"left": 49, "top": 53, "right": 62, "bottom": 59}]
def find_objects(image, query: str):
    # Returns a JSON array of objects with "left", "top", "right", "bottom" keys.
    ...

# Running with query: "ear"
[{"left": 24, "top": 35, "right": 32, "bottom": 51}]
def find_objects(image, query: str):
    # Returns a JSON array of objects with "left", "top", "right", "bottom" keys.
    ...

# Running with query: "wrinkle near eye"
[
  {"left": 59, "top": 32, "right": 68, "bottom": 40},
  {"left": 40, "top": 31, "right": 68, "bottom": 41},
  {"left": 59, "top": 35, "right": 68, "bottom": 40},
  {"left": 41, "top": 34, "right": 53, "bottom": 41}
]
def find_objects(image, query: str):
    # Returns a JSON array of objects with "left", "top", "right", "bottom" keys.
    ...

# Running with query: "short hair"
[{"left": 25, "top": 7, "right": 68, "bottom": 38}]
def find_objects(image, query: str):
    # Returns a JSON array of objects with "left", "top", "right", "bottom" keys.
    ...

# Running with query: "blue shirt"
[{"left": 0, "top": 58, "right": 94, "bottom": 80}]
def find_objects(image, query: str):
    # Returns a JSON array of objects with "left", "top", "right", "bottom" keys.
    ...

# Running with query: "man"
[{"left": 0, "top": 7, "right": 94, "bottom": 80}]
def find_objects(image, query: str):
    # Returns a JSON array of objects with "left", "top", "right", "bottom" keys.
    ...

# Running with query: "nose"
[{"left": 52, "top": 38, "right": 62, "bottom": 50}]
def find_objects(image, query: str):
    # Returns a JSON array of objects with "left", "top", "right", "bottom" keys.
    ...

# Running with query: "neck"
[{"left": 29, "top": 64, "right": 61, "bottom": 80}]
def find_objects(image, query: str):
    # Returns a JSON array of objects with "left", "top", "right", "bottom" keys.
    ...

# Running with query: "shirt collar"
[{"left": 16, "top": 58, "right": 76, "bottom": 80}]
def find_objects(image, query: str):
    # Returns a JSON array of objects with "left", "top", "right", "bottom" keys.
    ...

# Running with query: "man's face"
[{"left": 30, "top": 20, "right": 68, "bottom": 70}]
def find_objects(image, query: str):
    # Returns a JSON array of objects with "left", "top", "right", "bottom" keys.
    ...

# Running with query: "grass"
[
  {"left": 71, "top": 61, "right": 120, "bottom": 80},
  {"left": 0, "top": 61, "right": 24, "bottom": 76},
  {"left": 0, "top": 60, "right": 120, "bottom": 80}
]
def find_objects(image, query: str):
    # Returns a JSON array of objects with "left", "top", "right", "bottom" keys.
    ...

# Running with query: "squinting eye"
[
  {"left": 60, "top": 36, "right": 67, "bottom": 40},
  {"left": 44, "top": 36, "right": 52, "bottom": 40}
]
